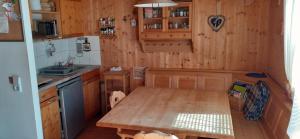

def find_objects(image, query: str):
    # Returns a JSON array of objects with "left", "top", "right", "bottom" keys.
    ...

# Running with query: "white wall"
[
  {"left": 0, "top": 43, "right": 40, "bottom": 139},
  {"left": 0, "top": 0, "right": 42, "bottom": 138},
  {"left": 34, "top": 36, "right": 101, "bottom": 71}
]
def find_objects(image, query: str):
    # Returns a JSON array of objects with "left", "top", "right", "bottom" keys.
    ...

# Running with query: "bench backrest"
[{"left": 145, "top": 68, "right": 232, "bottom": 91}]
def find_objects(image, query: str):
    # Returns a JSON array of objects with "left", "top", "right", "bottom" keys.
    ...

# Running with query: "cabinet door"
[
  {"left": 60, "top": 0, "right": 83, "bottom": 37},
  {"left": 83, "top": 78, "right": 101, "bottom": 120},
  {"left": 41, "top": 97, "right": 61, "bottom": 139}
]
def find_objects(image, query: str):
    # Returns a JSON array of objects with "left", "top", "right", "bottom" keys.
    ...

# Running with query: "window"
[{"left": 285, "top": 0, "right": 300, "bottom": 138}]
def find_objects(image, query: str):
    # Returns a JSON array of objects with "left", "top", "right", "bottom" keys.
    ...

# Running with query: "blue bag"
[{"left": 243, "top": 81, "right": 270, "bottom": 120}]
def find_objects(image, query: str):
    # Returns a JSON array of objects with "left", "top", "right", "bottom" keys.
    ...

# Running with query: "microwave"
[{"left": 36, "top": 20, "right": 58, "bottom": 36}]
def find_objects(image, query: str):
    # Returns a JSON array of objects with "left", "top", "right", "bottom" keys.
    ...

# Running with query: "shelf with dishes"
[
  {"left": 138, "top": 2, "right": 193, "bottom": 52},
  {"left": 30, "top": 0, "right": 62, "bottom": 39}
]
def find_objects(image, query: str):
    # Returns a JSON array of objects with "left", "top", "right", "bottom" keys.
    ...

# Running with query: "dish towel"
[{"left": 110, "top": 91, "right": 126, "bottom": 108}]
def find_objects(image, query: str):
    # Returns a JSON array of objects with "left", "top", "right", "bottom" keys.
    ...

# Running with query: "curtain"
[{"left": 285, "top": 0, "right": 300, "bottom": 138}]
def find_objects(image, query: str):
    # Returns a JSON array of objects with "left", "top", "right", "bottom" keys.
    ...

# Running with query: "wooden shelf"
[
  {"left": 168, "top": 28, "right": 190, "bottom": 32},
  {"left": 33, "top": 34, "right": 62, "bottom": 40},
  {"left": 100, "top": 35, "right": 117, "bottom": 39},
  {"left": 32, "top": 10, "right": 59, "bottom": 14},
  {"left": 100, "top": 25, "right": 115, "bottom": 28},
  {"left": 143, "top": 29, "right": 163, "bottom": 32},
  {"left": 168, "top": 16, "right": 189, "bottom": 19},
  {"left": 138, "top": 2, "right": 192, "bottom": 53},
  {"left": 141, "top": 40, "right": 193, "bottom": 53},
  {"left": 143, "top": 17, "right": 163, "bottom": 20}
]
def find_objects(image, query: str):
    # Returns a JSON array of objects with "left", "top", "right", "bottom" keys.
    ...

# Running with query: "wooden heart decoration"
[{"left": 208, "top": 15, "right": 225, "bottom": 32}]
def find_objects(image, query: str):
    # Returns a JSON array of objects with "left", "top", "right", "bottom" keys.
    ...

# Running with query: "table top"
[{"left": 97, "top": 87, "right": 234, "bottom": 139}]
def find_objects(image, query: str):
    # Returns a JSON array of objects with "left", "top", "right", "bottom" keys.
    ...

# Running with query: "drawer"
[{"left": 40, "top": 87, "right": 57, "bottom": 103}]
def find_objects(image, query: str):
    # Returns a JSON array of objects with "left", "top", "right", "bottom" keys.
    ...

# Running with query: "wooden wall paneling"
[
  {"left": 0, "top": 0, "right": 23, "bottom": 41},
  {"left": 193, "top": 0, "right": 225, "bottom": 70},
  {"left": 255, "top": 0, "right": 271, "bottom": 71},
  {"left": 96, "top": 0, "right": 283, "bottom": 91},
  {"left": 265, "top": 0, "right": 288, "bottom": 90},
  {"left": 40, "top": 0, "right": 274, "bottom": 72}
]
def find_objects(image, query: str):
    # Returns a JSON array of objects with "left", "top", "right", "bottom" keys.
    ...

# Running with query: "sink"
[{"left": 39, "top": 65, "right": 85, "bottom": 76}]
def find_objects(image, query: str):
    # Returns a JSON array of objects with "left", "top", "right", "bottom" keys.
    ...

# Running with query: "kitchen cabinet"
[
  {"left": 60, "top": 0, "right": 84, "bottom": 37},
  {"left": 138, "top": 2, "right": 193, "bottom": 52},
  {"left": 29, "top": 0, "right": 63, "bottom": 39},
  {"left": 82, "top": 69, "right": 101, "bottom": 120},
  {"left": 40, "top": 87, "right": 61, "bottom": 139}
]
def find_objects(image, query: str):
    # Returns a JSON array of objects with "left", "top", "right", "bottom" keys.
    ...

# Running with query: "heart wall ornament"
[{"left": 208, "top": 15, "right": 225, "bottom": 32}]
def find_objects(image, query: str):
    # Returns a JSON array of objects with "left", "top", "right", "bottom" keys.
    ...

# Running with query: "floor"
[
  {"left": 76, "top": 111, "right": 269, "bottom": 139},
  {"left": 76, "top": 116, "right": 120, "bottom": 139}
]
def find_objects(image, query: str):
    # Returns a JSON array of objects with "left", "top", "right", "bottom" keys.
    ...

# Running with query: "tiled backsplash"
[{"left": 33, "top": 36, "right": 101, "bottom": 71}]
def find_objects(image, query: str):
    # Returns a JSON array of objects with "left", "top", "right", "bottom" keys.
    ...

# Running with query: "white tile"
[
  {"left": 78, "top": 52, "right": 91, "bottom": 65},
  {"left": 47, "top": 53, "right": 61, "bottom": 66},
  {"left": 68, "top": 38, "right": 78, "bottom": 52},
  {"left": 34, "top": 41, "right": 47, "bottom": 57},
  {"left": 86, "top": 36, "right": 100, "bottom": 51},
  {"left": 52, "top": 39, "right": 68, "bottom": 52},
  {"left": 36, "top": 55, "right": 48, "bottom": 70},
  {"left": 89, "top": 51, "right": 101, "bottom": 65},
  {"left": 60, "top": 51, "right": 69, "bottom": 62},
  {"left": 73, "top": 57, "right": 80, "bottom": 65},
  {"left": 69, "top": 50, "right": 77, "bottom": 58},
  {"left": 69, "top": 50, "right": 83, "bottom": 65}
]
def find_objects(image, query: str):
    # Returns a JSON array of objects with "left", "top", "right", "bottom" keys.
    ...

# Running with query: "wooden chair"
[
  {"left": 133, "top": 131, "right": 179, "bottom": 139},
  {"left": 110, "top": 91, "right": 136, "bottom": 139}
]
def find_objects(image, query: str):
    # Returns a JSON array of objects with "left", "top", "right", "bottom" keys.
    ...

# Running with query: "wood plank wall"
[
  {"left": 89, "top": 0, "right": 271, "bottom": 72},
  {"left": 265, "top": 0, "right": 288, "bottom": 91}
]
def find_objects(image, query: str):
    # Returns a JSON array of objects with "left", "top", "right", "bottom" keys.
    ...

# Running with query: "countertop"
[{"left": 38, "top": 65, "right": 100, "bottom": 92}]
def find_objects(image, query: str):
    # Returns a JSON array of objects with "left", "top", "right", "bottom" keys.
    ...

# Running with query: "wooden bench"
[{"left": 145, "top": 68, "right": 292, "bottom": 139}]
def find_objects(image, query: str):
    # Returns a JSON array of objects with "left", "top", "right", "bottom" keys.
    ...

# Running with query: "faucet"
[{"left": 66, "top": 56, "right": 75, "bottom": 66}]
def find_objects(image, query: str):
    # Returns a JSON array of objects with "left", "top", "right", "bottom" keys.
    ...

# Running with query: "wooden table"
[{"left": 97, "top": 87, "right": 234, "bottom": 139}]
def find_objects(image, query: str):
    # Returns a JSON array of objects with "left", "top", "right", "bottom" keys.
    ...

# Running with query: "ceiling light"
[{"left": 134, "top": 0, "right": 178, "bottom": 7}]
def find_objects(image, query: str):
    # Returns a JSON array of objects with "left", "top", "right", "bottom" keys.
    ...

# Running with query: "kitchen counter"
[{"left": 38, "top": 65, "right": 100, "bottom": 92}]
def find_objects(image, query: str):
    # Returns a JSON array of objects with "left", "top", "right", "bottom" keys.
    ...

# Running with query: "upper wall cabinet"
[
  {"left": 60, "top": 0, "right": 84, "bottom": 38},
  {"left": 29, "top": 0, "right": 84, "bottom": 39},
  {"left": 30, "top": 0, "right": 63, "bottom": 39},
  {"left": 138, "top": 2, "right": 193, "bottom": 53}
]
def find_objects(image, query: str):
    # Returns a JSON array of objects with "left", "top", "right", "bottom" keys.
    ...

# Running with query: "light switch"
[{"left": 8, "top": 75, "right": 23, "bottom": 93}]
